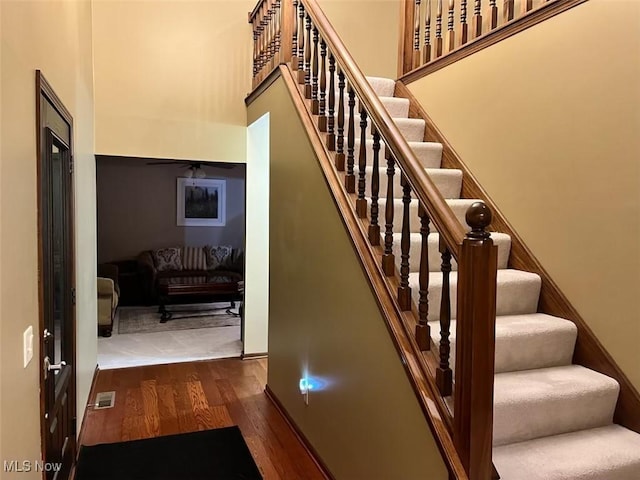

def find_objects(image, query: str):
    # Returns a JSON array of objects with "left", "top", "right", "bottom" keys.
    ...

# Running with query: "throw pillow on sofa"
[
  {"left": 152, "top": 247, "right": 183, "bottom": 271},
  {"left": 182, "top": 246, "right": 207, "bottom": 270},
  {"left": 205, "top": 245, "right": 233, "bottom": 270}
]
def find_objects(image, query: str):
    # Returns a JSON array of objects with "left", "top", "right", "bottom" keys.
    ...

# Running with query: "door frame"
[{"left": 36, "top": 70, "right": 77, "bottom": 473}]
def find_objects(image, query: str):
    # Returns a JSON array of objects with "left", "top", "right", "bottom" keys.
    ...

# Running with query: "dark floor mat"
[{"left": 76, "top": 426, "right": 262, "bottom": 480}]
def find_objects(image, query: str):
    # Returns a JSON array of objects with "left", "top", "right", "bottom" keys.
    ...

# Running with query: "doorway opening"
[{"left": 95, "top": 156, "right": 246, "bottom": 369}]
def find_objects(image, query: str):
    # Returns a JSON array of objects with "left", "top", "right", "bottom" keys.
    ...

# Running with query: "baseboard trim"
[
  {"left": 241, "top": 352, "right": 268, "bottom": 360},
  {"left": 264, "top": 385, "right": 335, "bottom": 480}
]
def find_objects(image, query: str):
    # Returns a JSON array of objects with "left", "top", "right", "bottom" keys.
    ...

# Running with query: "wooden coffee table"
[{"left": 157, "top": 275, "right": 242, "bottom": 323}]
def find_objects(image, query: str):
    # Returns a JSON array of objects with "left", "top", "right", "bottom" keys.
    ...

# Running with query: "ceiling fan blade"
[{"left": 145, "top": 160, "right": 237, "bottom": 169}]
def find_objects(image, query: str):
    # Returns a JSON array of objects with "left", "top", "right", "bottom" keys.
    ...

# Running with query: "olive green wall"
[
  {"left": 247, "top": 75, "right": 447, "bottom": 480},
  {"left": 408, "top": 0, "right": 640, "bottom": 389}
]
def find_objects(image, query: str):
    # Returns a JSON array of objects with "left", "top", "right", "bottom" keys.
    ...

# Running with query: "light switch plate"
[{"left": 23, "top": 326, "right": 34, "bottom": 368}]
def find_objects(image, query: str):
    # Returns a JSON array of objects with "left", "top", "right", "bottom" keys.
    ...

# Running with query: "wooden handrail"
[
  {"left": 248, "top": 1, "right": 498, "bottom": 478},
  {"left": 300, "top": 0, "right": 466, "bottom": 258}
]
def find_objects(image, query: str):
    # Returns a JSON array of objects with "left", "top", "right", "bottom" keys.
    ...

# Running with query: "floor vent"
[{"left": 94, "top": 391, "right": 116, "bottom": 409}]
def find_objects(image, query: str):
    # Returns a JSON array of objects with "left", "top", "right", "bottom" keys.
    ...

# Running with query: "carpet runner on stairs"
[{"left": 347, "top": 75, "right": 640, "bottom": 479}]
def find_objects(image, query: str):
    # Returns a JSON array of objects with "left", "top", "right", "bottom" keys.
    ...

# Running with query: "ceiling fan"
[{"left": 146, "top": 160, "right": 236, "bottom": 179}]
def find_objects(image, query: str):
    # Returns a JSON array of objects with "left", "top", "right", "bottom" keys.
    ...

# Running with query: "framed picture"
[{"left": 176, "top": 178, "right": 226, "bottom": 226}]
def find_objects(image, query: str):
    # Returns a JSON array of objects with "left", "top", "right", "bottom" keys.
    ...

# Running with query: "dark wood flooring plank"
[
  {"left": 244, "top": 434, "right": 283, "bottom": 480},
  {"left": 141, "top": 380, "right": 161, "bottom": 437},
  {"left": 156, "top": 384, "right": 180, "bottom": 436},
  {"left": 79, "top": 358, "right": 326, "bottom": 479},
  {"left": 172, "top": 382, "right": 199, "bottom": 433}
]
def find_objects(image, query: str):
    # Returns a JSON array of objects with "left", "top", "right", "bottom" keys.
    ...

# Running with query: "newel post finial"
[{"left": 465, "top": 201, "right": 491, "bottom": 239}]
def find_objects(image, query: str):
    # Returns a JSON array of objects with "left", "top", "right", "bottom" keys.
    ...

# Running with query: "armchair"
[{"left": 97, "top": 263, "right": 120, "bottom": 337}]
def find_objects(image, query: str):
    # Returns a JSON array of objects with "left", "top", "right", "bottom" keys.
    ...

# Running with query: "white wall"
[{"left": 244, "top": 114, "right": 270, "bottom": 355}]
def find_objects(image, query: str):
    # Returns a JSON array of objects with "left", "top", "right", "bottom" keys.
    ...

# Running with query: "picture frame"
[{"left": 176, "top": 178, "right": 226, "bottom": 226}]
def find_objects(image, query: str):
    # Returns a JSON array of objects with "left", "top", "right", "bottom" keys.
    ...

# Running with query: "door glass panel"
[{"left": 51, "top": 143, "right": 65, "bottom": 375}]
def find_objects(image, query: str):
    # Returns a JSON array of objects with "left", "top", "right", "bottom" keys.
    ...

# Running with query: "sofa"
[
  {"left": 97, "top": 263, "right": 119, "bottom": 337},
  {"left": 137, "top": 245, "right": 243, "bottom": 304}
]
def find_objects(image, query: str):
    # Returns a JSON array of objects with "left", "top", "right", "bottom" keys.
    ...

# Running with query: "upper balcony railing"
[{"left": 398, "top": 0, "right": 587, "bottom": 80}]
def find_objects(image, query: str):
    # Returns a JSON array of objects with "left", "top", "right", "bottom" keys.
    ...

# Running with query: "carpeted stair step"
[
  {"left": 361, "top": 166, "right": 462, "bottom": 199},
  {"left": 379, "top": 96, "right": 410, "bottom": 118},
  {"left": 391, "top": 231, "right": 511, "bottom": 272},
  {"left": 409, "top": 269, "right": 541, "bottom": 321},
  {"left": 340, "top": 115, "right": 425, "bottom": 142},
  {"left": 335, "top": 95, "right": 410, "bottom": 119},
  {"left": 335, "top": 93, "right": 409, "bottom": 118},
  {"left": 493, "top": 365, "right": 619, "bottom": 446},
  {"left": 493, "top": 424, "right": 640, "bottom": 480},
  {"left": 428, "top": 313, "right": 577, "bottom": 374},
  {"left": 366, "top": 76, "right": 396, "bottom": 97},
  {"left": 352, "top": 138, "right": 443, "bottom": 169},
  {"left": 372, "top": 198, "right": 482, "bottom": 233},
  {"left": 345, "top": 96, "right": 409, "bottom": 119},
  {"left": 327, "top": 76, "right": 396, "bottom": 99}
]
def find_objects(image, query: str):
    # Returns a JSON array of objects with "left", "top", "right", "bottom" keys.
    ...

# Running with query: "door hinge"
[
  {"left": 71, "top": 287, "right": 76, "bottom": 306},
  {"left": 69, "top": 157, "right": 74, "bottom": 174},
  {"left": 72, "top": 417, "right": 77, "bottom": 436}
]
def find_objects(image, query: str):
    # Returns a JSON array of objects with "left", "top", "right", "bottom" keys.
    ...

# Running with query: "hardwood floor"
[{"left": 80, "top": 358, "right": 326, "bottom": 479}]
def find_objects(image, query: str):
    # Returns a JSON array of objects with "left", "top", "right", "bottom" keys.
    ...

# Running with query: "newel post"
[
  {"left": 399, "top": 0, "right": 416, "bottom": 76},
  {"left": 453, "top": 202, "right": 497, "bottom": 480},
  {"left": 280, "top": 0, "right": 295, "bottom": 65}
]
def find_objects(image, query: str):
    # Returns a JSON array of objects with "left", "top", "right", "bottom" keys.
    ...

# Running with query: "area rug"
[
  {"left": 75, "top": 426, "right": 262, "bottom": 480},
  {"left": 118, "top": 303, "right": 240, "bottom": 335}
]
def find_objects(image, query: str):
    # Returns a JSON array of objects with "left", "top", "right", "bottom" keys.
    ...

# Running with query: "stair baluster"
[
  {"left": 460, "top": 0, "right": 468, "bottom": 45},
  {"left": 297, "top": 3, "right": 305, "bottom": 83},
  {"left": 326, "top": 54, "right": 336, "bottom": 150},
  {"left": 304, "top": 13, "right": 312, "bottom": 96},
  {"left": 435, "top": 0, "right": 443, "bottom": 58},
  {"left": 269, "top": 0, "right": 282, "bottom": 65},
  {"left": 437, "top": 240, "right": 453, "bottom": 396},
  {"left": 253, "top": 26, "right": 259, "bottom": 76},
  {"left": 398, "top": 175, "right": 412, "bottom": 310},
  {"left": 356, "top": 108, "right": 368, "bottom": 217},
  {"left": 310, "top": 27, "right": 319, "bottom": 108},
  {"left": 345, "top": 86, "right": 356, "bottom": 193},
  {"left": 446, "top": 0, "right": 455, "bottom": 53},
  {"left": 318, "top": 39, "right": 327, "bottom": 131},
  {"left": 504, "top": 0, "right": 514, "bottom": 21},
  {"left": 413, "top": 0, "right": 422, "bottom": 69},
  {"left": 489, "top": 0, "right": 498, "bottom": 29},
  {"left": 382, "top": 153, "right": 396, "bottom": 276},
  {"left": 259, "top": 6, "right": 266, "bottom": 72},
  {"left": 472, "top": 0, "right": 482, "bottom": 38},
  {"left": 267, "top": 1, "right": 274, "bottom": 66},
  {"left": 335, "top": 70, "right": 345, "bottom": 171},
  {"left": 368, "top": 127, "right": 381, "bottom": 246},
  {"left": 416, "top": 204, "right": 431, "bottom": 350},
  {"left": 423, "top": 0, "right": 432, "bottom": 64},
  {"left": 523, "top": 0, "right": 533, "bottom": 13},
  {"left": 291, "top": 0, "right": 299, "bottom": 69}
]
